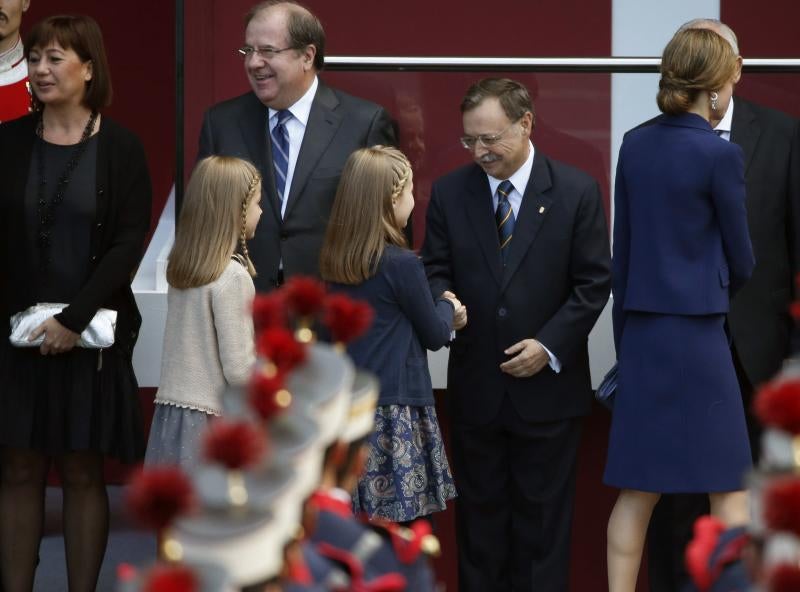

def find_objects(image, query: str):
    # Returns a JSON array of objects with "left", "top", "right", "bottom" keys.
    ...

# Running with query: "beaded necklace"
[{"left": 35, "top": 109, "right": 98, "bottom": 269}]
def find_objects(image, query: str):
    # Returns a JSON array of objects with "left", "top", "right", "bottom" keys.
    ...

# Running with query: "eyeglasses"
[
  {"left": 460, "top": 120, "right": 520, "bottom": 150},
  {"left": 237, "top": 45, "right": 300, "bottom": 60}
]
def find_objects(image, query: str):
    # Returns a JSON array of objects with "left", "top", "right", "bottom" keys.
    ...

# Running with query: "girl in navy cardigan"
[{"left": 320, "top": 146, "right": 465, "bottom": 522}]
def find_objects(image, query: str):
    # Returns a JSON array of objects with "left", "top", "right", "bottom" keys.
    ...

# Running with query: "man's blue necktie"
[
  {"left": 271, "top": 109, "right": 292, "bottom": 204},
  {"left": 495, "top": 180, "right": 515, "bottom": 263}
]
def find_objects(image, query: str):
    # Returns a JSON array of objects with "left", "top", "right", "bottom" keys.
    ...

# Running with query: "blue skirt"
[
  {"left": 604, "top": 312, "right": 752, "bottom": 493},
  {"left": 353, "top": 404, "right": 457, "bottom": 521}
]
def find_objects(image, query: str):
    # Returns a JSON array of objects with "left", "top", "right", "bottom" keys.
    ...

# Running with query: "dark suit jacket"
[
  {"left": 727, "top": 97, "right": 800, "bottom": 385},
  {"left": 0, "top": 114, "right": 152, "bottom": 357},
  {"left": 330, "top": 245, "right": 454, "bottom": 407},
  {"left": 421, "top": 153, "right": 611, "bottom": 424},
  {"left": 612, "top": 113, "right": 755, "bottom": 349},
  {"left": 197, "top": 82, "right": 395, "bottom": 291}
]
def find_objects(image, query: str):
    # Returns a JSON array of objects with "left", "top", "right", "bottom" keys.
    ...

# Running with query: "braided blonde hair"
[
  {"left": 234, "top": 172, "right": 261, "bottom": 277},
  {"left": 320, "top": 146, "right": 412, "bottom": 284},
  {"left": 168, "top": 156, "right": 260, "bottom": 288}
]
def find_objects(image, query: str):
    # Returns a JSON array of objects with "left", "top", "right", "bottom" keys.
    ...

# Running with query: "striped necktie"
[
  {"left": 495, "top": 180, "right": 515, "bottom": 263},
  {"left": 271, "top": 109, "right": 292, "bottom": 203}
]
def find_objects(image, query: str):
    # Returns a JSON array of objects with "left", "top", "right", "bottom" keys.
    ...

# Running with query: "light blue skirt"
[{"left": 144, "top": 403, "right": 214, "bottom": 471}]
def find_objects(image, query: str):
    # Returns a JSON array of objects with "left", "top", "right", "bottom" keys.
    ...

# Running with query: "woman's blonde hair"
[
  {"left": 167, "top": 156, "right": 261, "bottom": 289},
  {"left": 320, "top": 146, "right": 411, "bottom": 284},
  {"left": 657, "top": 28, "right": 738, "bottom": 115}
]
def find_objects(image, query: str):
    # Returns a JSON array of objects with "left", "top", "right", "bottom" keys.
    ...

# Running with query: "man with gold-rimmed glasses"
[
  {"left": 197, "top": 0, "right": 394, "bottom": 291},
  {"left": 422, "top": 77, "right": 611, "bottom": 591}
]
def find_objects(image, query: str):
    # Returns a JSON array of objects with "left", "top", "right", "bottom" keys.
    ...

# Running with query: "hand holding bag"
[
  {"left": 9, "top": 303, "right": 117, "bottom": 349},
  {"left": 595, "top": 362, "right": 617, "bottom": 410}
]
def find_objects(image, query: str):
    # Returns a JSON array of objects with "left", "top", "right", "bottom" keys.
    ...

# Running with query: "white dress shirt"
[
  {"left": 484, "top": 141, "right": 561, "bottom": 373},
  {"left": 713, "top": 97, "right": 734, "bottom": 142},
  {"left": 268, "top": 76, "right": 319, "bottom": 219}
]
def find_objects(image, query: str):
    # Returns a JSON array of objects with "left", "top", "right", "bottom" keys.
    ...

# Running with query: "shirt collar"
[
  {"left": 269, "top": 75, "right": 318, "bottom": 126},
  {"left": 487, "top": 140, "right": 535, "bottom": 197},
  {"left": 715, "top": 96, "right": 734, "bottom": 134},
  {"left": 0, "top": 36, "right": 23, "bottom": 73}
]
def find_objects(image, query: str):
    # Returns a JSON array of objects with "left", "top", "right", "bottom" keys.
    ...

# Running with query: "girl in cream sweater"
[{"left": 145, "top": 156, "right": 262, "bottom": 469}]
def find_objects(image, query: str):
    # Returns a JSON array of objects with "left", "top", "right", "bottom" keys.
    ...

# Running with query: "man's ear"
[
  {"left": 521, "top": 110, "right": 534, "bottom": 137},
  {"left": 733, "top": 55, "right": 743, "bottom": 84},
  {"left": 302, "top": 44, "right": 317, "bottom": 72}
]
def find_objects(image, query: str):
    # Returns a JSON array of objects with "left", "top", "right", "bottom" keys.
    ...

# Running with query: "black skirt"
[{"left": 0, "top": 341, "right": 145, "bottom": 463}]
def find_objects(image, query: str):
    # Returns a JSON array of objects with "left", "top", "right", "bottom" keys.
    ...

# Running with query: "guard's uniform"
[{"left": 0, "top": 41, "right": 32, "bottom": 124}]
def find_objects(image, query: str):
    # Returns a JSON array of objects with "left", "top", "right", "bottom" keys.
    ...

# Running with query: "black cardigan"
[{"left": 0, "top": 114, "right": 152, "bottom": 357}]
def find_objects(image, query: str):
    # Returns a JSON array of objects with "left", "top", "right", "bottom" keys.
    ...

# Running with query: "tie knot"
[
  {"left": 276, "top": 109, "right": 292, "bottom": 126},
  {"left": 497, "top": 180, "right": 513, "bottom": 200}
]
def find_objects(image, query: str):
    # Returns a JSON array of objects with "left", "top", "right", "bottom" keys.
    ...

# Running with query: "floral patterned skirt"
[{"left": 353, "top": 404, "right": 457, "bottom": 522}]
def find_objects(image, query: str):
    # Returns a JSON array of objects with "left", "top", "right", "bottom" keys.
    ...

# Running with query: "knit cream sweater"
[{"left": 155, "top": 259, "right": 255, "bottom": 415}]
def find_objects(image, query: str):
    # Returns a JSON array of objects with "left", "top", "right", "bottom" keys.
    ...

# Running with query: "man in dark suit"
[
  {"left": 197, "top": 0, "right": 395, "bottom": 291},
  {"left": 647, "top": 18, "right": 800, "bottom": 592},
  {"left": 421, "top": 78, "right": 611, "bottom": 591}
]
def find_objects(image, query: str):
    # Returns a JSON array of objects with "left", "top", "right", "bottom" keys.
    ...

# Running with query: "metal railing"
[{"left": 324, "top": 56, "right": 800, "bottom": 73}]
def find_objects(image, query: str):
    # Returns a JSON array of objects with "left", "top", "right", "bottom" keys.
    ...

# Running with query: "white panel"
[
  {"left": 132, "top": 190, "right": 174, "bottom": 387},
  {"left": 611, "top": 0, "right": 720, "bottom": 185}
]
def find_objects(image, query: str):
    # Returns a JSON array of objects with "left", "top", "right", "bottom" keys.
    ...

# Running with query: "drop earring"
[{"left": 710, "top": 91, "right": 719, "bottom": 111}]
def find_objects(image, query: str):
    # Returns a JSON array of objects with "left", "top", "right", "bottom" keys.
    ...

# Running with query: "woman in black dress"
[{"left": 0, "top": 15, "right": 151, "bottom": 591}]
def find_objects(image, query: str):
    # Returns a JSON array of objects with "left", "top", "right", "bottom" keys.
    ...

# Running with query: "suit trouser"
[
  {"left": 647, "top": 346, "right": 755, "bottom": 592},
  {"left": 451, "top": 394, "right": 582, "bottom": 592}
]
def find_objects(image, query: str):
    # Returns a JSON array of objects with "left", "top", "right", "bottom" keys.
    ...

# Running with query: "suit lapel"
[
  {"left": 464, "top": 167, "right": 503, "bottom": 286},
  {"left": 283, "top": 83, "right": 343, "bottom": 219},
  {"left": 239, "top": 95, "right": 281, "bottom": 224},
  {"left": 730, "top": 97, "right": 760, "bottom": 177},
  {"left": 500, "top": 153, "right": 554, "bottom": 291}
]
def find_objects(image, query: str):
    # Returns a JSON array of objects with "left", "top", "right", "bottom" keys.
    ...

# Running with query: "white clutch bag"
[{"left": 9, "top": 303, "right": 117, "bottom": 349}]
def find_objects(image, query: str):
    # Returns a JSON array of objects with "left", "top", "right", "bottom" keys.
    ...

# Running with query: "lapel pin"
[{"left": 538, "top": 206, "right": 545, "bottom": 214}]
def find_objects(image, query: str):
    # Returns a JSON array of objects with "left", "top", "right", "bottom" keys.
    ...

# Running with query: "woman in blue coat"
[{"left": 604, "top": 29, "right": 755, "bottom": 591}]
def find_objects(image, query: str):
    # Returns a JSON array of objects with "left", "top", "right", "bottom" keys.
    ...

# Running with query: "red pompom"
[
  {"left": 769, "top": 563, "right": 800, "bottom": 592},
  {"left": 754, "top": 378, "right": 800, "bottom": 433},
  {"left": 249, "top": 370, "right": 292, "bottom": 421},
  {"left": 684, "top": 515, "right": 725, "bottom": 591},
  {"left": 117, "top": 563, "right": 138, "bottom": 583},
  {"left": 203, "top": 419, "right": 267, "bottom": 470},
  {"left": 284, "top": 276, "right": 327, "bottom": 317},
  {"left": 126, "top": 466, "right": 195, "bottom": 531},
  {"left": 323, "top": 294, "right": 374, "bottom": 344},
  {"left": 790, "top": 301, "right": 800, "bottom": 322},
  {"left": 256, "top": 327, "right": 307, "bottom": 373},
  {"left": 763, "top": 477, "right": 800, "bottom": 536},
  {"left": 252, "top": 292, "right": 288, "bottom": 333},
  {"left": 143, "top": 564, "right": 198, "bottom": 592}
]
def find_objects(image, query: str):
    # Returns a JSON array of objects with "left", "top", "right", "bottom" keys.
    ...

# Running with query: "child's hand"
[{"left": 443, "top": 291, "right": 468, "bottom": 330}]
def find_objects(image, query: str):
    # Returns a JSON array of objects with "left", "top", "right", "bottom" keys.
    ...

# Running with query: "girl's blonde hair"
[
  {"left": 320, "top": 146, "right": 411, "bottom": 284},
  {"left": 167, "top": 156, "right": 261, "bottom": 289}
]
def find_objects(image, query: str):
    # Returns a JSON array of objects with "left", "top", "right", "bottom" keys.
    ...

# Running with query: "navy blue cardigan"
[{"left": 330, "top": 245, "right": 454, "bottom": 406}]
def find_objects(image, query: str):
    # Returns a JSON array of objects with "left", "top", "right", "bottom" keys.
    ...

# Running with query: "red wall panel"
[{"left": 183, "top": 1, "right": 612, "bottom": 246}]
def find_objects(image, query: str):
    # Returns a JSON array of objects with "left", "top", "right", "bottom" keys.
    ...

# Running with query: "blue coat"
[
  {"left": 612, "top": 113, "right": 755, "bottom": 348},
  {"left": 330, "top": 245, "right": 454, "bottom": 407}
]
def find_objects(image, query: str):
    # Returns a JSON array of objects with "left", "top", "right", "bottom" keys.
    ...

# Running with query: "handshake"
[{"left": 442, "top": 290, "right": 468, "bottom": 330}]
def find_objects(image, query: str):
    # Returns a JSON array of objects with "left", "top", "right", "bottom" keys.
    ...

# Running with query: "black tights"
[{"left": 0, "top": 448, "right": 109, "bottom": 592}]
